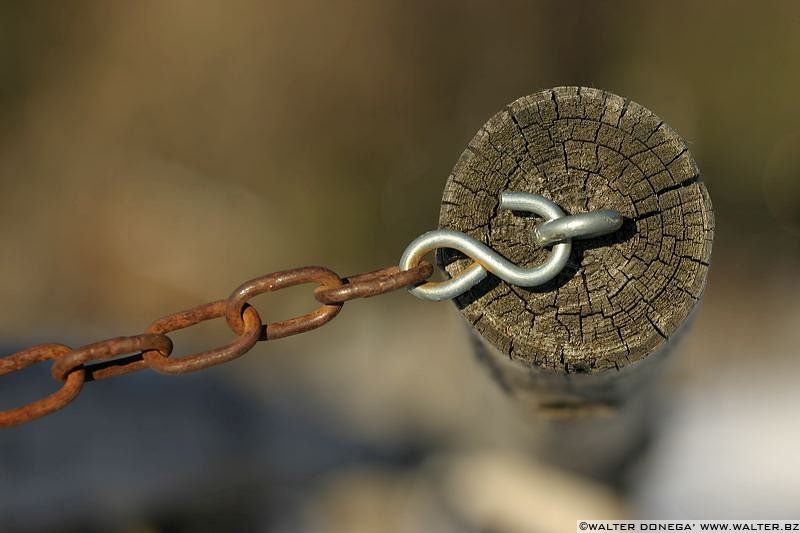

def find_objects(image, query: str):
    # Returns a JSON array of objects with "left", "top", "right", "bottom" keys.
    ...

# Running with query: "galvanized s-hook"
[{"left": 399, "top": 192, "right": 622, "bottom": 301}]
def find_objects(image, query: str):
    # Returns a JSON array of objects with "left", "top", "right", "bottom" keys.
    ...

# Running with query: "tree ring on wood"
[{"left": 438, "top": 87, "right": 713, "bottom": 375}]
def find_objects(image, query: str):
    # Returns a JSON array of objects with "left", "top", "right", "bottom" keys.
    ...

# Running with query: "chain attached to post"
[
  {"left": 399, "top": 192, "right": 622, "bottom": 301},
  {"left": 0, "top": 192, "right": 621, "bottom": 427}
]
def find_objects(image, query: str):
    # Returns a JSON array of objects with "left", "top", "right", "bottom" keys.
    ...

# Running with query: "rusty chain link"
[{"left": 0, "top": 261, "right": 433, "bottom": 428}]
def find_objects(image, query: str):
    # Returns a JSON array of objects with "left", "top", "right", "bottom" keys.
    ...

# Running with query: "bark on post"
[{"left": 439, "top": 87, "right": 714, "bottom": 481}]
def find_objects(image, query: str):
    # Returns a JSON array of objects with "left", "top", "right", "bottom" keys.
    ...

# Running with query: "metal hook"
[
  {"left": 532, "top": 210, "right": 623, "bottom": 247},
  {"left": 399, "top": 192, "right": 623, "bottom": 301}
]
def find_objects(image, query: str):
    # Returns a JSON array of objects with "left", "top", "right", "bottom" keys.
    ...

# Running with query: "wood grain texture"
[{"left": 440, "top": 87, "right": 713, "bottom": 377}]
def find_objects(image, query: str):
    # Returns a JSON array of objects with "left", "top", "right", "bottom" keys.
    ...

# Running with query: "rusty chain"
[
  {"left": 0, "top": 261, "right": 433, "bottom": 428},
  {"left": 0, "top": 191, "right": 623, "bottom": 428}
]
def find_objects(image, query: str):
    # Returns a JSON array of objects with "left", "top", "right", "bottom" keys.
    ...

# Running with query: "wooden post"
[{"left": 439, "top": 87, "right": 714, "bottom": 481}]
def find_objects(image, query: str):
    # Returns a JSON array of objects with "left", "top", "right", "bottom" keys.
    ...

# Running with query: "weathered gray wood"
[{"left": 439, "top": 87, "right": 713, "bottom": 480}]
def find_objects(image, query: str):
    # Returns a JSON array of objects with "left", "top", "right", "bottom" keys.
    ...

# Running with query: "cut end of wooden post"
[{"left": 439, "top": 87, "right": 713, "bottom": 376}]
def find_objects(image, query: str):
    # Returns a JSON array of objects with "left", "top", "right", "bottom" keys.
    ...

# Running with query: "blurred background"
[{"left": 1, "top": 1, "right": 799, "bottom": 531}]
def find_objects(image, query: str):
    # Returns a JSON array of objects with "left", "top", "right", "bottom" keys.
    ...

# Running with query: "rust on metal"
[
  {"left": 314, "top": 261, "right": 433, "bottom": 305},
  {"left": 0, "top": 344, "right": 84, "bottom": 427},
  {"left": 0, "top": 261, "right": 432, "bottom": 427},
  {"left": 80, "top": 354, "right": 148, "bottom": 382},
  {"left": 225, "top": 266, "right": 343, "bottom": 340},
  {"left": 144, "top": 300, "right": 262, "bottom": 374},
  {"left": 51, "top": 334, "right": 173, "bottom": 382}
]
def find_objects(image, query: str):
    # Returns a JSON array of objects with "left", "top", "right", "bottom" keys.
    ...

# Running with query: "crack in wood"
[{"left": 439, "top": 87, "right": 714, "bottom": 375}]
